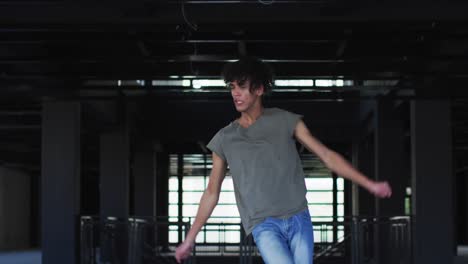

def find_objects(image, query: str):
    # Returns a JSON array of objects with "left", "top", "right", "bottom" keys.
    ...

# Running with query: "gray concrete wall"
[{"left": 0, "top": 167, "right": 31, "bottom": 250}]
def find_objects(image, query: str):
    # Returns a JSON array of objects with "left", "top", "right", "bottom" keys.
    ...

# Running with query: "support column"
[
  {"left": 355, "top": 100, "right": 377, "bottom": 216},
  {"left": 0, "top": 167, "right": 31, "bottom": 250},
  {"left": 374, "top": 99, "right": 408, "bottom": 264},
  {"left": 411, "top": 100, "right": 454, "bottom": 264},
  {"left": 352, "top": 102, "right": 376, "bottom": 264},
  {"left": 133, "top": 141, "right": 157, "bottom": 217},
  {"left": 99, "top": 124, "right": 130, "bottom": 263},
  {"left": 457, "top": 169, "right": 468, "bottom": 245},
  {"left": 356, "top": 134, "right": 375, "bottom": 216},
  {"left": 42, "top": 101, "right": 81, "bottom": 264},
  {"left": 156, "top": 152, "right": 169, "bottom": 249},
  {"left": 100, "top": 124, "right": 130, "bottom": 219},
  {"left": 375, "top": 99, "right": 407, "bottom": 216}
]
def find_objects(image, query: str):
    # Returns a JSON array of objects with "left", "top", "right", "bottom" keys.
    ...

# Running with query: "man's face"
[{"left": 228, "top": 80, "right": 264, "bottom": 112}]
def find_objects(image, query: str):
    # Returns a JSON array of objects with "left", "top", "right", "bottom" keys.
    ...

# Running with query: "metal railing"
[
  {"left": 80, "top": 216, "right": 193, "bottom": 264},
  {"left": 80, "top": 215, "right": 412, "bottom": 264},
  {"left": 312, "top": 216, "right": 412, "bottom": 264},
  {"left": 351, "top": 216, "right": 412, "bottom": 264}
]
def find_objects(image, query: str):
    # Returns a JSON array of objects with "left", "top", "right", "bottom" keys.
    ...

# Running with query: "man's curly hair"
[{"left": 222, "top": 56, "right": 274, "bottom": 94}]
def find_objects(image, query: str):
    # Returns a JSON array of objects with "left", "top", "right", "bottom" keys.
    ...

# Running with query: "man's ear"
[{"left": 256, "top": 85, "right": 265, "bottom": 96}]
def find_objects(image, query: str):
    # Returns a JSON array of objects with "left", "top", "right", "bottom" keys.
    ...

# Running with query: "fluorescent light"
[
  {"left": 275, "top": 79, "right": 314, "bottom": 86},
  {"left": 182, "top": 80, "right": 191, "bottom": 87},
  {"left": 192, "top": 79, "right": 225, "bottom": 89},
  {"left": 316, "top": 80, "right": 344, "bottom": 87}
]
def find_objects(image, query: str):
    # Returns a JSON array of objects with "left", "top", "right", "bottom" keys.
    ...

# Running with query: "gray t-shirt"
[{"left": 207, "top": 108, "right": 308, "bottom": 234}]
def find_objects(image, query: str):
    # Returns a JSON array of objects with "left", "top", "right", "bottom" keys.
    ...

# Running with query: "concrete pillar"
[
  {"left": 356, "top": 132, "right": 376, "bottom": 216},
  {"left": 411, "top": 100, "right": 454, "bottom": 264},
  {"left": 374, "top": 99, "right": 408, "bottom": 264},
  {"left": 41, "top": 101, "right": 81, "bottom": 264},
  {"left": 100, "top": 125, "right": 130, "bottom": 219},
  {"left": 99, "top": 123, "right": 130, "bottom": 263},
  {"left": 0, "top": 167, "right": 31, "bottom": 250},
  {"left": 155, "top": 152, "right": 169, "bottom": 249},
  {"left": 351, "top": 101, "right": 377, "bottom": 264},
  {"left": 355, "top": 100, "right": 377, "bottom": 216},
  {"left": 133, "top": 141, "right": 157, "bottom": 217},
  {"left": 375, "top": 99, "right": 407, "bottom": 216}
]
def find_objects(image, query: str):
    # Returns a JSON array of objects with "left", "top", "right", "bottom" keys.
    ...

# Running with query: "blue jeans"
[{"left": 252, "top": 209, "right": 314, "bottom": 264}]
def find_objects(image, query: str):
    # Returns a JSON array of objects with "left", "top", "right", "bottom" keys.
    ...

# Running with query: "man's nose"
[{"left": 231, "top": 86, "right": 240, "bottom": 95}]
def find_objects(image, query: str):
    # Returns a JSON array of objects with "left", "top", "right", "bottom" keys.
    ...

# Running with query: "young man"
[{"left": 175, "top": 57, "right": 392, "bottom": 264}]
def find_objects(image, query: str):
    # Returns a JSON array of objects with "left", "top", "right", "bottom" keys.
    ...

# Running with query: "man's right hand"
[
  {"left": 369, "top": 181, "right": 392, "bottom": 198},
  {"left": 175, "top": 240, "right": 194, "bottom": 263}
]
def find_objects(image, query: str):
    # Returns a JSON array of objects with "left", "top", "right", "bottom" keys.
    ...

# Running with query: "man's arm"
[
  {"left": 175, "top": 152, "right": 227, "bottom": 263},
  {"left": 294, "top": 120, "right": 391, "bottom": 198}
]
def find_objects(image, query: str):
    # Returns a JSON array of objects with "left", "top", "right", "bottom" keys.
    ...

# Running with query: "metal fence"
[
  {"left": 80, "top": 215, "right": 411, "bottom": 264},
  {"left": 80, "top": 216, "right": 193, "bottom": 264},
  {"left": 350, "top": 216, "right": 412, "bottom": 264}
]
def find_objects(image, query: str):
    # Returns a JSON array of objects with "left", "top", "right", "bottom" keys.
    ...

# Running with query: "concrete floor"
[
  {"left": 0, "top": 250, "right": 41, "bottom": 264},
  {"left": 0, "top": 247, "right": 466, "bottom": 264}
]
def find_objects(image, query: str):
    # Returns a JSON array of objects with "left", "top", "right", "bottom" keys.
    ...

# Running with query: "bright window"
[{"left": 168, "top": 153, "right": 345, "bottom": 244}]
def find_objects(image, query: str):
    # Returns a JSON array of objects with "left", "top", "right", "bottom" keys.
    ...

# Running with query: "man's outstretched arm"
[
  {"left": 294, "top": 120, "right": 392, "bottom": 198},
  {"left": 175, "top": 152, "right": 227, "bottom": 263}
]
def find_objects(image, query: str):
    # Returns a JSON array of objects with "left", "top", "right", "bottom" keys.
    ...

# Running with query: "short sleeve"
[
  {"left": 207, "top": 129, "right": 227, "bottom": 161},
  {"left": 283, "top": 110, "right": 303, "bottom": 136}
]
